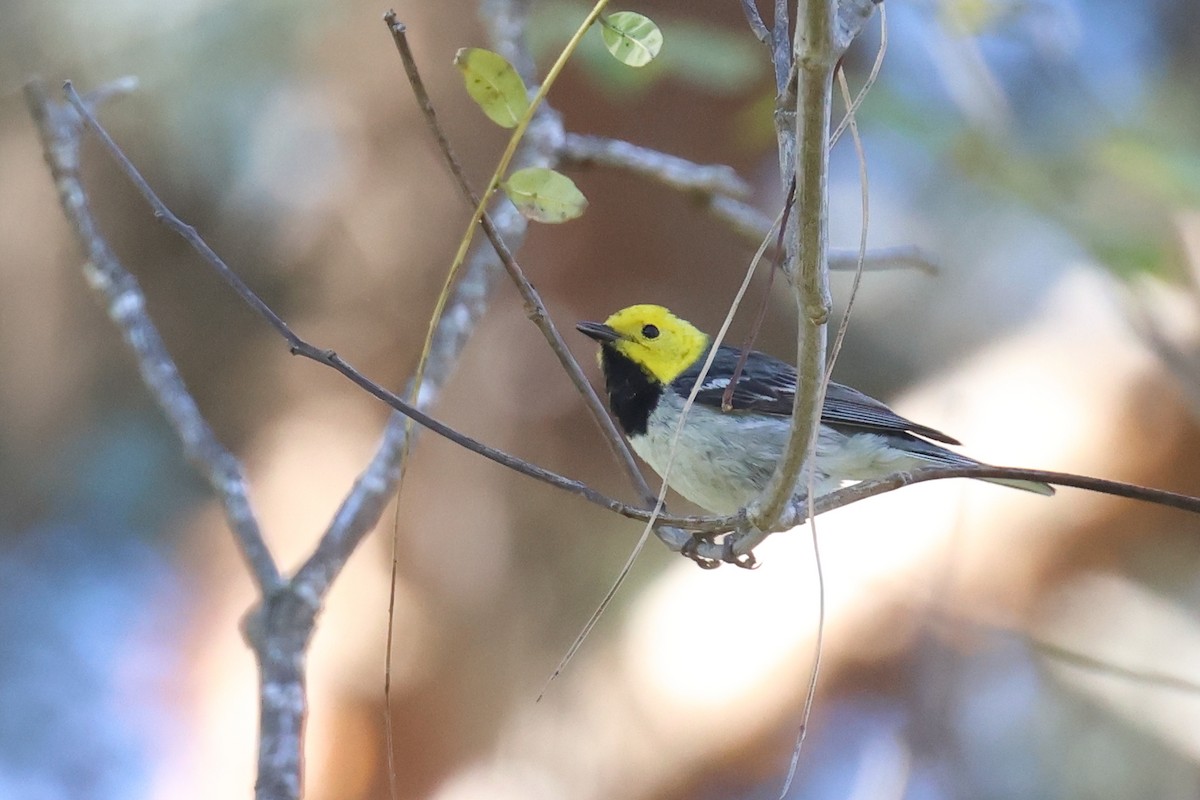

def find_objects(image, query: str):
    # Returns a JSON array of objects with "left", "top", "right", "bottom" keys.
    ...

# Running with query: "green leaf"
[
  {"left": 599, "top": 12, "right": 663, "bottom": 68},
  {"left": 528, "top": 3, "right": 762, "bottom": 96},
  {"left": 453, "top": 47, "right": 530, "bottom": 128},
  {"left": 502, "top": 168, "right": 588, "bottom": 223}
]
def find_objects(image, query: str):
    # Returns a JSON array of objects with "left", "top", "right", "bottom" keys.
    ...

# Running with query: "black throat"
[{"left": 600, "top": 345, "right": 662, "bottom": 437}]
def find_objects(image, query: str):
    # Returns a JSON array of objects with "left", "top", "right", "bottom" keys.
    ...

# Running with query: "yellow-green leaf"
[
  {"left": 502, "top": 168, "right": 588, "bottom": 223},
  {"left": 453, "top": 47, "right": 530, "bottom": 128},
  {"left": 599, "top": 12, "right": 663, "bottom": 68}
]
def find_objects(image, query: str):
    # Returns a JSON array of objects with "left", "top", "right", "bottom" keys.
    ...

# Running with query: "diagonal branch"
[
  {"left": 560, "top": 133, "right": 751, "bottom": 198},
  {"left": 385, "top": 15, "right": 656, "bottom": 508},
  {"left": 57, "top": 76, "right": 716, "bottom": 555},
  {"left": 555, "top": 134, "right": 937, "bottom": 275},
  {"left": 741, "top": 0, "right": 772, "bottom": 45},
  {"left": 25, "top": 80, "right": 283, "bottom": 595}
]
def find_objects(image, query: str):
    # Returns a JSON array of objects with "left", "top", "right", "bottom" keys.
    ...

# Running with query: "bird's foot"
[
  {"left": 681, "top": 533, "right": 722, "bottom": 569},
  {"left": 682, "top": 532, "right": 759, "bottom": 570},
  {"left": 722, "top": 537, "right": 758, "bottom": 570}
]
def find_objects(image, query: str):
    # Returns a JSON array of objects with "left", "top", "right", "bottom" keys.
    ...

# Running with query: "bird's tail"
[{"left": 892, "top": 435, "right": 1056, "bottom": 496}]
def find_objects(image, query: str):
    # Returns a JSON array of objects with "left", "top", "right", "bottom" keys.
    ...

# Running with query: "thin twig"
[
  {"left": 382, "top": 10, "right": 568, "bottom": 798},
  {"left": 58, "top": 78, "right": 719, "bottom": 544},
  {"left": 61, "top": 83, "right": 303, "bottom": 346},
  {"left": 723, "top": 179, "right": 795, "bottom": 410},
  {"left": 27, "top": 81, "right": 283, "bottom": 594},
  {"left": 282, "top": 343, "right": 670, "bottom": 526},
  {"left": 825, "top": 66, "right": 872, "bottom": 379},
  {"left": 779, "top": 515, "right": 825, "bottom": 798},
  {"left": 384, "top": 15, "right": 658, "bottom": 509}
]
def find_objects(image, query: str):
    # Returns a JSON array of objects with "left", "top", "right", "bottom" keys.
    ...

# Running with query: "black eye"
[{"left": 641, "top": 324, "right": 660, "bottom": 339}]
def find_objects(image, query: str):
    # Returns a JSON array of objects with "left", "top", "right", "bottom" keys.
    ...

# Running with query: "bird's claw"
[
  {"left": 681, "top": 532, "right": 758, "bottom": 569},
  {"left": 722, "top": 537, "right": 758, "bottom": 569},
  {"left": 681, "top": 533, "right": 722, "bottom": 569}
]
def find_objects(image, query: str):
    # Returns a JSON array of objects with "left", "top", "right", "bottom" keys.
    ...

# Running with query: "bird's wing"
[
  {"left": 674, "top": 346, "right": 961, "bottom": 445},
  {"left": 674, "top": 346, "right": 798, "bottom": 416},
  {"left": 822, "top": 382, "right": 961, "bottom": 444}
]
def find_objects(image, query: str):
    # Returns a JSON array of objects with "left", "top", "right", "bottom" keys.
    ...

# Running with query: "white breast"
[{"left": 628, "top": 390, "right": 934, "bottom": 515}]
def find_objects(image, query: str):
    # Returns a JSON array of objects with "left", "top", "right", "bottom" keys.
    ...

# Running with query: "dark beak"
[{"left": 576, "top": 321, "right": 621, "bottom": 343}]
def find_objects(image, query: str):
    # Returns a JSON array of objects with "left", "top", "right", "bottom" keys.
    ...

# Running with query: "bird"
[{"left": 576, "top": 304, "right": 1053, "bottom": 516}]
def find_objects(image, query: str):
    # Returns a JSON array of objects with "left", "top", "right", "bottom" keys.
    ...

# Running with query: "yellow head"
[{"left": 576, "top": 304, "right": 710, "bottom": 384}]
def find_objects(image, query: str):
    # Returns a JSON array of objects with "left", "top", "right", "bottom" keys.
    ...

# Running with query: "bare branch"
[
  {"left": 831, "top": 243, "right": 939, "bottom": 274},
  {"left": 835, "top": 0, "right": 884, "bottom": 55},
  {"left": 25, "top": 80, "right": 283, "bottom": 595},
  {"left": 242, "top": 590, "right": 316, "bottom": 800},
  {"left": 552, "top": 139, "right": 933, "bottom": 275},
  {"left": 30, "top": 78, "right": 309, "bottom": 798},
  {"left": 747, "top": 0, "right": 838, "bottom": 533},
  {"left": 560, "top": 133, "right": 751, "bottom": 198},
  {"left": 741, "top": 0, "right": 772, "bottom": 45},
  {"left": 708, "top": 195, "right": 777, "bottom": 243},
  {"left": 772, "top": 0, "right": 792, "bottom": 94},
  {"left": 700, "top": 464, "right": 1200, "bottom": 561},
  {"left": 480, "top": 0, "right": 538, "bottom": 83}
]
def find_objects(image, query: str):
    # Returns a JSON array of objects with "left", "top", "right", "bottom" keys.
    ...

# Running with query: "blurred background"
[{"left": 3, "top": 0, "right": 1200, "bottom": 798}]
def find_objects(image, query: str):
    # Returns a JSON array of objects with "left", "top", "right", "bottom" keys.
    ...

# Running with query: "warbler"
[{"left": 577, "top": 304, "right": 1053, "bottom": 515}]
